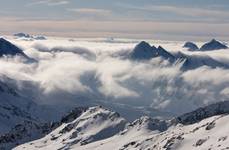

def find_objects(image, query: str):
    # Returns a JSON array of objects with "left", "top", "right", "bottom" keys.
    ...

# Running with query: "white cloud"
[
  {"left": 0, "top": 37, "right": 229, "bottom": 116},
  {"left": 121, "top": 3, "right": 229, "bottom": 21},
  {"left": 27, "top": 0, "right": 69, "bottom": 6},
  {"left": 68, "top": 8, "right": 111, "bottom": 15},
  {"left": 1, "top": 17, "right": 229, "bottom": 40},
  {"left": 147, "top": 5, "right": 229, "bottom": 18}
]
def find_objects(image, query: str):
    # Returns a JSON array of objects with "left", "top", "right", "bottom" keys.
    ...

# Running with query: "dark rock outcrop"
[{"left": 130, "top": 41, "right": 175, "bottom": 61}]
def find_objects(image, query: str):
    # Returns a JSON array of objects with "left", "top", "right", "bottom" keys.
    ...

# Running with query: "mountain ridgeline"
[
  {"left": 0, "top": 38, "right": 28, "bottom": 58},
  {"left": 183, "top": 39, "right": 228, "bottom": 51},
  {"left": 130, "top": 40, "right": 228, "bottom": 70},
  {"left": 5, "top": 101, "right": 229, "bottom": 150},
  {"left": 0, "top": 38, "right": 36, "bottom": 62},
  {"left": 130, "top": 41, "right": 175, "bottom": 62}
]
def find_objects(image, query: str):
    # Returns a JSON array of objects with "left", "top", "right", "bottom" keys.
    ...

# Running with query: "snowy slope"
[
  {"left": 14, "top": 101, "right": 229, "bottom": 150},
  {"left": 68, "top": 115, "right": 229, "bottom": 150},
  {"left": 0, "top": 76, "right": 61, "bottom": 136},
  {"left": 14, "top": 106, "right": 127, "bottom": 150},
  {"left": 0, "top": 79, "right": 38, "bottom": 134},
  {"left": 0, "top": 121, "right": 58, "bottom": 150}
]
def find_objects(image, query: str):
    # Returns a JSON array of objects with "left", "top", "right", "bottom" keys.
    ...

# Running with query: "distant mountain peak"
[
  {"left": 200, "top": 39, "right": 228, "bottom": 51},
  {"left": 138, "top": 41, "right": 150, "bottom": 46},
  {"left": 14, "top": 33, "right": 31, "bottom": 38},
  {"left": 211, "top": 38, "right": 217, "bottom": 42},
  {"left": 14, "top": 33, "right": 47, "bottom": 40},
  {"left": 0, "top": 38, "right": 26, "bottom": 57},
  {"left": 183, "top": 42, "right": 199, "bottom": 51},
  {"left": 130, "top": 41, "right": 175, "bottom": 61}
]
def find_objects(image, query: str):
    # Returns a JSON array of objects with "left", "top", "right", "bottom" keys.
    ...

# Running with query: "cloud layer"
[{"left": 1, "top": 37, "right": 229, "bottom": 119}]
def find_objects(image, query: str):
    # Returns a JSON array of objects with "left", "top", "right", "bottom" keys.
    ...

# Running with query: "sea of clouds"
[{"left": 0, "top": 37, "right": 229, "bottom": 120}]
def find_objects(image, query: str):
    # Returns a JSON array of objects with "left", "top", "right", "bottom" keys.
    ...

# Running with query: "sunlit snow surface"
[
  {"left": 14, "top": 107, "right": 229, "bottom": 150},
  {"left": 1, "top": 36, "right": 229, "bottom": 121}
]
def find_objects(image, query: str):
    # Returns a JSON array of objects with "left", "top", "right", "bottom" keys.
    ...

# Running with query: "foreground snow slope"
[
  {"left": 15, "top": 106, "right": 127, "bottom": 150},
  {"left": 15, "top": 101, "right": 229, "bottom": 150},
  {"left": 73, "top": 115, "right": 229, "bottom": 150}
]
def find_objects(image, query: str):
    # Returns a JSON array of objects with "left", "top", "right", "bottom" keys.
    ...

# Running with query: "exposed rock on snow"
[
  {"left": 14, "top": 106, "right": 127, "bottom": 150},
  {"left": 14, "top": 101, "right": 229, "bottom": 150}
]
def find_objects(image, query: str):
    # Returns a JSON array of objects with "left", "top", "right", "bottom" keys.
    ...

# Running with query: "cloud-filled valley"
[{"left": 0, "top": 36, "right": 229, "bottom": 122}]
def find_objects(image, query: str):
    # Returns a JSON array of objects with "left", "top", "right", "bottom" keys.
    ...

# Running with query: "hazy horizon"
[{"left": 1, "top": 0, "right": 229, "bottom": 40}]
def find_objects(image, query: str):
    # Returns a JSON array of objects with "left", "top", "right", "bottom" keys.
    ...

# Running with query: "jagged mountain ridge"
[
  {"left": 0, "top": 107, "right": 87, "bottom": 149},
  {"left": 174, "top": 52, "right": 229, "bottom": 70},
  {"left": 9, "top": 106, "right": 127, "bottom": 150},
  {"left": 130, "top": 41, "right": 175, "bottom": 62},
  {"left": 130, "top": 41, "right": 228, "bottom": 70},
  {"left": 183, "top": 39, "right": 228, "bottom": 51},
  {"left": 12, "top": 101, "right": 229, "bottom": 150}
]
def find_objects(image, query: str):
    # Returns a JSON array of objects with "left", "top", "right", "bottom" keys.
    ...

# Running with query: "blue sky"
[{"left": 1, "top": 0, "right": 229, "bottom": 40}]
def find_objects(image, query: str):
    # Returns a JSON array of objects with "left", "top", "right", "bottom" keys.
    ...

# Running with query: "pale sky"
[{"left": 1, "top": 0, "right": 229, "bottom": 40}]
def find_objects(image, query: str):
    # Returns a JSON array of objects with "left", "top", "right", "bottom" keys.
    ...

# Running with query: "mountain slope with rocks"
[{"left": 14, "top": 101, "right": 229, "bottom": 150}]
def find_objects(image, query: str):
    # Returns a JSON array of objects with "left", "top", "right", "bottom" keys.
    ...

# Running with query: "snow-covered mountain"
[
  {"left": 13, "top": 101, "right": 229, "bottom": 150},
  {"left": 0, "top": 79, "right": 39, "bottom": 135},
  {"left": 183, "top": 42, "right": 199, "bottom": 51},
  {"left": 200, "top": 39, "right": 228, "bottom": 51},
  {"left": 12, "top": 106, "right": 127, "bottom": 150},
  {"left": 0, "top": 107, "right": 88, "bottom": 149},
  {"left": 0, "top": 37, "right": 228, "bottom": 150},
  {"left": 0, "top": 76, "right": 60, "bottom": 136}
]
